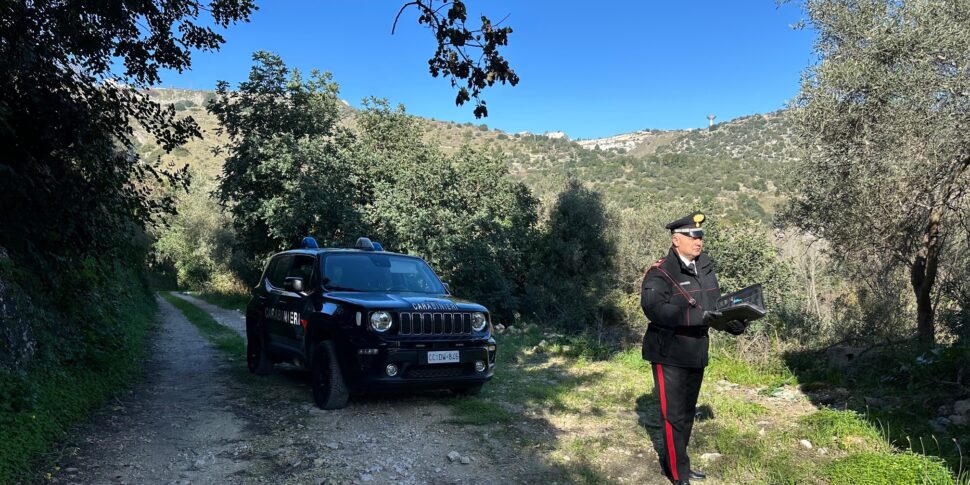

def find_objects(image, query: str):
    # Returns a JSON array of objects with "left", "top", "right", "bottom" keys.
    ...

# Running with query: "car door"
[
  {"left": 264, "top": 254, "right": 294, "bottom": 353},
  {"left": 275, "top": 254, "right": 316, "bottom": 352}
]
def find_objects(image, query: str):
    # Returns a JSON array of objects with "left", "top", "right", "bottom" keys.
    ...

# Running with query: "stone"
[
  {"left": 954, "top": 399, "right": 970, "bottom": 416},
  {"left": 699, "top": 453, "right": 722, "bottom": 463},
  {"left": 949, "top": 414, "right": 968, "bottom": 426},
  {"left": 799, "top": 439, "right": 813, "bottom": 450},
  {"left": 65, "top": 467, "right": 79, "bottom": 474},
  {"left": 360, "top": 473, "right": 373, "bottom": 482},
  {"left": 447, "top": 451, "right": 461, "bottom": 463},
  {"left": 460, "top": 456, "right": 471, "bottom": 465},
  {"left": 326, "top": 442, "right": 340, "bottom": 450}
]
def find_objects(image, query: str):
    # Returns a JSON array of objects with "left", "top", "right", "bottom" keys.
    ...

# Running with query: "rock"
[
  {"left": 758, "top": 428, "right": 766, "bottom": 437},
  {"left": 65, "top": 467, "right": 79, "bottom": 473},
  {"left": 930, "top": 417, "right": 952, "bottom": 433},
  {"left": 954, "top": 399, "right": 970, "bottom": 415},
  {"left": 864, "top": 396, "right": 884, "bottom": 407},
  {"left": 538, "top": 340, "right": 549, "bottom": 348},
  {"left": 326, "top": 442, "right": 340, "bottom": 450},
  {"left": 799, "top": 439, "right": 813, "bottom": 450},
  {"left": 313, "top": 458, "right": 324, "bottom": 467},
  {"left": 494, "top": 323, "right": 505, "bottom": 333},
  {"left": 460, "top": 456, "right": 471, "bottom": 465},
  {"left": 699, "top": 453, "right": 722, "bottom": 463},
  {"left": 447, "top": 451, "right": 461, "bottom": 463},
  {"left": 360, "top": 473, "right": 373, "bottom": 482},
  {"left": 949, "top": 414, "right": 968, "bottom": 426},
  {"left": 434, "top": 467, "right": 442, "bottom": 473}
]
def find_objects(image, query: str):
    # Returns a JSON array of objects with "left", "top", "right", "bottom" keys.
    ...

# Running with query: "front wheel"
[
  {"left": 247, "top": 318, "right": 273, "bottom": 375},
  {"left": 311, "top": 341, "right": 349, "bottom": 409}
]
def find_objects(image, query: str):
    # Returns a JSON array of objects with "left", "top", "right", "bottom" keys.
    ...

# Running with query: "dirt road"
[{"left": 45, "top": 295, "right": 554, "bottom": 484}]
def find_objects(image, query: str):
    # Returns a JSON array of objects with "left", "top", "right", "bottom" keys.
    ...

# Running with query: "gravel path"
[
  {"left": 45, "top": 294, "right": 557, "bottom": 484},
  {"left": 170, "top": 292, "right": 246, "bottom": 337},
  {"left": 47, "top": 295, "right": 255, "bottom": 484}
]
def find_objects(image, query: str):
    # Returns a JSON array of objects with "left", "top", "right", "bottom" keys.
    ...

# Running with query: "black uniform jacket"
[{"left": 640, "top": 247, "right": 721, "bottom": 368}]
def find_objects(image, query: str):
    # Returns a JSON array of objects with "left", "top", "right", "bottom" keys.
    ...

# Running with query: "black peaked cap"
[{"left": 665, "top": 211, "right": 706, "bottom": 231}]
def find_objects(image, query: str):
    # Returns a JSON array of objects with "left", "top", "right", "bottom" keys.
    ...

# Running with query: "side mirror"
[
  {"left": 442, "top": 282, "right": 451, "bottom": 293},
  {"left": 283, "top": 277, "right": 304, "bottom": 292}
]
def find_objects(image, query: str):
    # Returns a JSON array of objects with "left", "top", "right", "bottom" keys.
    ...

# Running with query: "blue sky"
[{"left": 160, "top": 1, "right": 816, "bottom": 139}]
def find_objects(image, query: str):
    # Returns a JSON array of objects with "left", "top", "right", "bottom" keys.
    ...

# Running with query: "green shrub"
[{"left": 0, "top": 265, "right": 155, "bottom": 483}]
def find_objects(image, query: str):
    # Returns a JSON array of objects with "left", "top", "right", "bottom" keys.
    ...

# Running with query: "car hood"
[{"left": 324, "top": 292, "right": 487, "bottom": 313}]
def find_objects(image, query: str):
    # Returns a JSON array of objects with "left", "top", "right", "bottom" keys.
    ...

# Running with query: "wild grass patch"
[
  {"left": 796, "top": 408, "right": 886, "bottom": 452},
  {"left": 707, "top": 350, "right": 795, "bottom": 388},
  {"left": 823, "top": 451, "right": 953, "bottom": 485}
]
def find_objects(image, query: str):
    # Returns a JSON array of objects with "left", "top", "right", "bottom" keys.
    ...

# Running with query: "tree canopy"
[{"left": 786, "top": 0, "right": 970, "bottom": 341}]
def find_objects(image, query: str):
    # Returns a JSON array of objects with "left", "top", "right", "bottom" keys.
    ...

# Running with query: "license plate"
[{"left": 427, "top": 350, "right": 460, "bottom": 364}]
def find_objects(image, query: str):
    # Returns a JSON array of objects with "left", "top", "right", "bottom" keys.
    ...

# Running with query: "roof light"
[{"left": 302, "top": 236, "right": 319, "bottom": 249}]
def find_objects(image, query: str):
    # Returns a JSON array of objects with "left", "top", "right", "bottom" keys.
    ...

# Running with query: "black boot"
[{"left": 689, "top": 469, "right": 706, "bottom": 481}]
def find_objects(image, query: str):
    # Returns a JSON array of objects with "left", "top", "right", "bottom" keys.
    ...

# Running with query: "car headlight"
[
  {"left": 370, "top": 311, "right": 392, "bottom": 332},
  {"left": 471, "top": 312, "right": 487, "bottom": 332}
]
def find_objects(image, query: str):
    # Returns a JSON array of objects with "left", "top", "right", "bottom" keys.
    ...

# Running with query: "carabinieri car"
[{"left": 246, "top": 237, "right": 496, "bottom": 409}]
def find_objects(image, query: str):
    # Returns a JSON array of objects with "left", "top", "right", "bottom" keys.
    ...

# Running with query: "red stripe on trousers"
[{"left": 657, "top": 364, "right": 679, "bottom": 480}]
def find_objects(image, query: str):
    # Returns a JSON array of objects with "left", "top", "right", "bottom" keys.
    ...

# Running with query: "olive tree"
[{"left": 786, "top": 0, "right": 970, "bottom": 341}]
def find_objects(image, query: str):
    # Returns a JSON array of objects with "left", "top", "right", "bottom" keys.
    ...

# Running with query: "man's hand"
[
  {"left": 724, "top": 319, "right": 747, "bottom": 335},
  {"left": 702, "top": 310, "right": 723, "bottom": 327}
]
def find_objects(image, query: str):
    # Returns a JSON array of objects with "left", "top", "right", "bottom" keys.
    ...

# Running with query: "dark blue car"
[{"left": 246, "top": 237, "right": 496, "bottom": 409}]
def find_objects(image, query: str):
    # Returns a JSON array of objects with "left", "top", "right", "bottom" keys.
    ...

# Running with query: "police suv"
[{"left": 246, "top": 237, "right": 496, "bottom": 409}]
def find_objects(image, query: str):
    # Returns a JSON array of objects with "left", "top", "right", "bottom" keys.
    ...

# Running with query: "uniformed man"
[{"left": 640, "top": 211, "right": 746, "bottom": 484}]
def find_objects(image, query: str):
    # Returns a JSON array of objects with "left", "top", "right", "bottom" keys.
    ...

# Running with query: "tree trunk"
[{"left": 910, "top": 207, "right": 944, "bottom": 343}]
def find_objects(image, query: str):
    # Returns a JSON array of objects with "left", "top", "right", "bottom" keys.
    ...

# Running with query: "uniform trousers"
[{"left": 651, "top": 363, "right": 704, "bottom": 482}]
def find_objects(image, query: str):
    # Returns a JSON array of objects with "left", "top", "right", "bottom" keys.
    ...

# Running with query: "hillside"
[{"left": 140, "top": 88, "right": 801, "bottom": 221}]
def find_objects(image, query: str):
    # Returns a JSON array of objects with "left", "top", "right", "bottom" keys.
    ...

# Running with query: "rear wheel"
[
  {"left": 452, "top": 384, "right": 483, "bottom": 396},
  {"left": 311, "top": 341, "right": 349, "bottom": 409},
  {"left": 246, "top": 318, "right": 273, "bottom": 375}
]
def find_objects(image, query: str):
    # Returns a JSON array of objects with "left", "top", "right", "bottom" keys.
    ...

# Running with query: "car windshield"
[{"left": 322, "top": 253, "right": 446, "bottom": 294}]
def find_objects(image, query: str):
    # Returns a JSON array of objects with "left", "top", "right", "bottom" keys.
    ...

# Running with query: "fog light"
[
  {"left": 385, "top": 364, "right": 399, "bottom": 376},
  {"left": 474, "top": 360, "right": 486, "bottom": 372}
]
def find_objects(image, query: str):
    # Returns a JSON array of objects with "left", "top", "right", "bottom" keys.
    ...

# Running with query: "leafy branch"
[{"left": 393, "top": 0, "right": 519, "bottom": 118}]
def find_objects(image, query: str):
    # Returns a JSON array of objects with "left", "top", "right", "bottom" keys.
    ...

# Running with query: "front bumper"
[{"left": 352, "top": 340, "right": 496, "bottom": 390}]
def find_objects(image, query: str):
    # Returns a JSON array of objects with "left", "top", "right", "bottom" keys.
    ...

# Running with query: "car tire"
[
  {"left": 247, "top": 318, "right": 273, "bottom": 375},
  {"left": 452, "top": 384, "right": 483, "bottom": 396},
  {"left": 311, "top": 341, "right": 349, "bottom": 409}
]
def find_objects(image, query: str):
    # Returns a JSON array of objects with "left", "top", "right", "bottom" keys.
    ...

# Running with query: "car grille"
[
  {"left": 405, "top": 364, "right": 468, "bottom": 379},
  {"left": 397, "top": 312, "right": 473, "bottom": 335}
]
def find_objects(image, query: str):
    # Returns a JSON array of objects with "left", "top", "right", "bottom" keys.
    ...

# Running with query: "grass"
[
  {"left": 186, "top": 290, "right": 250, "bottom": 312},
  {"left": 0, "top": 280, "right": 155, "bottom": 483},
  {"left": 824, "top": 451, "right": 953, "bottom": 484},
  {"left": 445, "top": 326, "right": 963, "bottom": 484},
  {"left": 160, "top": 292, "right": 246, "bottom": 361}
]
